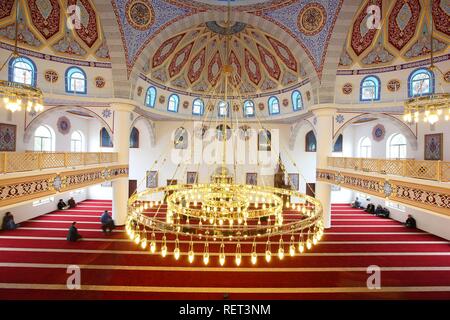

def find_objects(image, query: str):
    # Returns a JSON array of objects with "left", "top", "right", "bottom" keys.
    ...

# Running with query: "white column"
[
  {"left": 313, "top": 107, "right": 337, "bottom": 229},
  {"left": 111, "top": 102, "right": 133, "bottom": 225}
]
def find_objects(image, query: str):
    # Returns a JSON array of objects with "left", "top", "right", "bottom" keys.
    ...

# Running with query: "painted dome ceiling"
[
  {"left": 144, "top": 21, "right": 305, "bottom": 94},
  {"left": 0, "top": 0, "right": 109, "bottom": 61},
  {"left": 339, "top": 0, "right": 449, "bottom": 69}
]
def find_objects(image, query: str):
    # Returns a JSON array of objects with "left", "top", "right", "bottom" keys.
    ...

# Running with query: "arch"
[
  {"left": 305, "top": 130, "right": 317, "bottom": 152},
  {"left": 218, "top": 101, "right": 229, "bottom": 117},
  {"left": 333, "top": 134, "right": 343, "bottom": 153},
  {"left": 100, "top": 127, "right": 113, "bottom": 147},
  {"left": 70, "top": 130, "right": 85, "bottom": 152},
  {"left": 258, "top": 129, "right": 272, "bottom": 151},
  {"left": 145, "top": 86, "right": 157, "bottom": 108},
  {"left": 333, "top": 113, "right": 418, "bottom": 151},
  {"left": 8, "top": 56, "right": 37, "bottom": 86},
  {"left": 167, "top": 94, "right": 179, "bottom": 112},
  {"left": 360, "top": 75, "right": 380, "bottom": 101},
  {"left": 130, "top": 127, "right": 140, "bottom": 148},
  {"left": 291, "top": 90, "right": 303, "bottom": 111},
  {"left": 243, "top": 100, "right": 255, "bottom": 117},
  {"left": 192, "top": 98, "right": 204, "bottom": 115},
  {"left": 408, "top": 68, "right": 435, "bottom": 97},
  {"left": 387, "top": 133, "right": 407, "bottom": 159},
  {"left": 288, "top": 115, "right": 316, "bottom": 150},
  {"left": 358, "top": 136, "right": 371, "bottom": 158},
  {"left": 33, "top": 125, "right": 55, "bottom": 152},
  {"left": 65, "top": 67, "right": 87, "bottom": 94},
  {"left": 130, "top": 115, "right": 156, "bottom": 147},
  {"left": 268, "top": 96, "right": 280, "bottom": 115},
  {"left": 24, "top": 106, "right": 113, "bottom": 145}
]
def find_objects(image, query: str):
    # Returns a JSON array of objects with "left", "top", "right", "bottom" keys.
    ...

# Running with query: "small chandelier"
[
  {"left": 0, "top": 0, "right": 44, "bottom": 113},
  {"left": 403, "top": 2, "right": 449, "bottom": 125}
]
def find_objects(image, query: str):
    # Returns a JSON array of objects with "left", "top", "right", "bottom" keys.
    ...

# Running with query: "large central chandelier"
[
  {"left": 126, "top": 0, "right": 324, "bottom": 266},
  {"left": 0, "top": 0, "right": 44, "bottom": 113}
]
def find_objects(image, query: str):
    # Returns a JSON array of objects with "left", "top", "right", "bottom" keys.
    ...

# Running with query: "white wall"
[{"left": 0, "top": 188, "right": 87, "bottom": 227}]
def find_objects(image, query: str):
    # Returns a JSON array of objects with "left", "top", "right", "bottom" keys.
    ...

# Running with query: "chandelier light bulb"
[
  {"left": 265, "top": 250, "right": 272, "bottom": 263},
  {"left": 306, "top": 239, "right": 312, "bottom": 250},
  {"left": 235, "top": 254, "right": 241, "bottom": 266},
  {"left": 134, "top": 234, "right": 140, "bottom": 245},
  {"left": 161, "top": 245, "right": 168, "bottom": 257},
  {"left": 251, "top": 252, "right": 257, "bottom": 265},
  {"left": 140, "top": 238, "right": 147, "bottom": 249},
  {"left": 299, "top": 242, "right": 304, "bottom": 253},
  {"left": 203, "top": 253, "right": 209, "bottom": 265},
  {"left": 150, "top": 241, "right": 156, "bottom": 253},
  {"left": 188, "top": 250, "right": 194, "bottom": 263},
  {"left": 289, "top": 245, "right": 296, "bottom": 257},
  {"left": 174, "top": 248, "right": 180, "bottom": 260}
]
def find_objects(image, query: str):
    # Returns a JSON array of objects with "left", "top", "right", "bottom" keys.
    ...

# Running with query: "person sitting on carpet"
[
  {"left": 67, "top": 222, "right": 82, "bottom": 242},
  {"left": 1, "top": 212, "right": 19, "bottom": 230},
  {"left": 405, "top": 214, "right": 416, "bottom": 229},
  {"left": 351, "top": 197, "right": 362, "bottom": 209},
  {"left": 375, "top": 205, "right": 390, "bottom": 218},
  {"left": 365, "top": 203, "right": 375, "bottom": 214},
  {"left": 68, "top": 197, "right": 77, "bottom": 208},
  {"left": 57, "top": 199, "right": 70, "bottom": 210},
  {"left": 101, "top": 210, "right": 116, "bottom": 234}
]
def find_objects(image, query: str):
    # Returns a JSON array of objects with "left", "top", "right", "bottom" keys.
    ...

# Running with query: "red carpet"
[{"left": 0, "top": 200, "right": 449, "bottom": 300}]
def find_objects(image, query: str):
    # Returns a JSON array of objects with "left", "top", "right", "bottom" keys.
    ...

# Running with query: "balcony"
[
  {"left": 0, "top": 151, "right": 118, "bottom": 174},
  {"left": 327, "top": 157, "right": 450, "bottom": 182}
]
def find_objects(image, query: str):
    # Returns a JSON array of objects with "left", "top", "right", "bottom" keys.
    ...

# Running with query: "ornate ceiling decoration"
[
  {"left": 340, "top": 0, "right": 449, "bottom": 69},
  {"left": 113, "top": 0, "right": 343, "bottom": 78},
  {"left": 147, "top": 22, "right": 303, "bottom": 94},
  {"left": 0, "top": 0, "right": 109, "bottom": 60}
]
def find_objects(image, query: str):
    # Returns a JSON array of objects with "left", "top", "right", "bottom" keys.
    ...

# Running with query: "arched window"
[
  {"left": 130, "top": 127, "right": 139, "bottom": 148},
  {"left": 70, "top": 130, "right": 84, "bottom": 152},
  {"left": 192, "top": 98, "right": 204, "bottom": 115},
  {"left": 243, "top": 100, "right": 255, "bottom": 117},
  {"left": 305, "top": 130, "right": 316, "bottom": 152},
  {"left": 258, "top": 129, "right": 271, "bottom": 151},
  {"left": 292, "top": 90, "right": 303, "bottom": 111},
  {"left": 174, "top": 127, "right": 188, "bottom": 149},
  {"left": 100, "top": 127, "right": 113, "bottom": 148},
  {"left": 9, "top": 56, "right": 36, "bottom": 86},
  {"left": 268, "top": 96, "right": 280, "bottom": 115},
  {"left": 387, "top": 133, "right": 407, "bottom": 159},
  {"left": 34, "top": 125, "right": 54, "bottom": 152},
  {"left": 360, "top": 75, "right": 380, "bottom": 101},
  {"left": 359, "top": 136, "right": 372, "bottom": 158},
  {"left": 65, "top": 67, "right": 87, "bottom": 94},
  {"left": 333, "top": 134, "right": 343, "bottom": 153},
  {"left": 409, "top": 68, "right": 434, "bottom": 97},
  {"left": 218, "top": 101, "right": 229, "bottom": 117},
  {"left": 145, "top": 87, "right": 157, "bottom": 108},
  {"left": 167, "top": 94, "right": 179, "bottom": 112}
]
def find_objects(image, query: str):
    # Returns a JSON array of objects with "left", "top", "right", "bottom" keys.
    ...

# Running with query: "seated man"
[
  {"left": 375, "top": 206, "right": 390, "bottom": 218},
  {"left": 405, "top": 214, "right": 416, "bottom": 228},
  {"left": 352, "top": 197, "right": 361, "bottom": 208},
  {"left": 57, "top": 199, "right": 70, "bottom": 210},
  {"left": 66, "top": 222, "right": 82, "bottom": 242},
  {"left": 68, "top": 197, "right": 77, "bottom": 208},
  {"left": 101, "top": 210, "right": 116, "bottom": 234},
  {"left": 1, "top": 212, "right": 19, "bottom": 230},
  {"left": 365, "top": 203, "right": 375, "bottom": 214}
]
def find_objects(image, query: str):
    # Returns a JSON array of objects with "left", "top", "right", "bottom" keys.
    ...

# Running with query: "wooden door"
[
  {"left": 128, "top": 180, "right": 137, "bottom": 198},
  {"left": 306, "top": 183, "right": 315, "bottom": 197}
]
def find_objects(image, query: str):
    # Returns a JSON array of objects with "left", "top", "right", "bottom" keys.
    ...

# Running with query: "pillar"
[
  {"left": 111, "top": 102, "right": 133, "bottom": 225},
  {"left": 313, "top": 107, "right": 337, "bottom": 229}
]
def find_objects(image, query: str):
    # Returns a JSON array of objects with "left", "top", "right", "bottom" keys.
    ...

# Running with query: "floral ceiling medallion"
[
  {"left": 125, "top": 0, "right": 155, "bottom": 31},
  {"left": 297, "top": 2, "right": 327, "bottom": 36}
]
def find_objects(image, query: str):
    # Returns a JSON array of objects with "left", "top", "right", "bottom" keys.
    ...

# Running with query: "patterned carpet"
[{"left": 0, "top": 200, "right": 449, "bottom": 300}]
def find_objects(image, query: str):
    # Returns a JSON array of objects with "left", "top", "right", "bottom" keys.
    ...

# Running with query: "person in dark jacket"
[
  {"left": 58, "top": 199, "right": 70, "bottom": 210},
  {"left": 68, "top": 197, "right": 77, "bottom": 208},
  {"left": 365, "top": 203, "right": 375, "bottom": 214},
  {"left": 405, "top": 215, "right": 416, "bottom": 228},
  {"left": 2, "top": 212, "right": 19, "bottom": 230},
  {"left": 100, "top": 210, "right": 116, "bottom": 234},
  {"left": 67, "top": 222, "right": 82, "bottom": 242},
  {"left": 375, "top": 205, "right": 390, "bottom": 218}
]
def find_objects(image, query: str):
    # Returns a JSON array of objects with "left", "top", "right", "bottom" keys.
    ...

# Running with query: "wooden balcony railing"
[
  {"left": 327, "top": 157, "right": 450, "bottom": 182},
  {"left": 0, "top": 152, "right": 118, "bottom": 174}
]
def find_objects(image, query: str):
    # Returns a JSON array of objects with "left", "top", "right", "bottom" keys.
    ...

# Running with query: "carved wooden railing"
[
  {"left": 0, "top": 152, "right": 118, "bottom": 174},
  {"left": 327, "top": 157, "right": 450, "bottom": 182}
]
